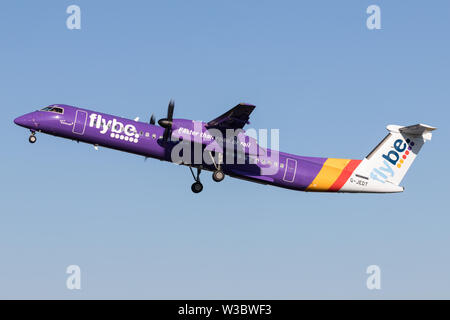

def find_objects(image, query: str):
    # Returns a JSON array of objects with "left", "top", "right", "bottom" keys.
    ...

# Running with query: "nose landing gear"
[
  {"left": 189, "top": 166, "right": 203, "bottom": 193},
  {"left": 29, "top": 132, "right": 36, "bottom": 144}
]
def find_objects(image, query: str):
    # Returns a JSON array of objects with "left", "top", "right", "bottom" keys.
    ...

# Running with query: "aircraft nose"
[{"left": 14, "top": 114, "right": 32, "bottom": 128}]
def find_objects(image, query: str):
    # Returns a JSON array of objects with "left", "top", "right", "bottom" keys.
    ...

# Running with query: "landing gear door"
[{"left": 73, "top": 110, "right": 88, "bottom": 135}]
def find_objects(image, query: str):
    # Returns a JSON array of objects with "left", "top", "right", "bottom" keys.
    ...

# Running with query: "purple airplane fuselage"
[{"left": 15, "top": 103, "right": 423, "bottom": 193}]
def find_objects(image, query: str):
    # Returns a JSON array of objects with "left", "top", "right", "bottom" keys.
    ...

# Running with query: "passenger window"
[
  {"left": 145, "top": 132, "right": 150, "bottom": 137},
  {"left": 280, "top": 163, "right": 285, "bottom": 169}
]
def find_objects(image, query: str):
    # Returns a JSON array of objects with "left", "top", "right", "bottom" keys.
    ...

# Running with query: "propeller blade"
[
  {"left": 167, "top": 100, "right": 174, "bottom": 121},
  {"left": 163, "top": 127, "right": 170, "bottom": 141},
  {"left": 158, "top": 100, "right": 175, "bottom": 142}
]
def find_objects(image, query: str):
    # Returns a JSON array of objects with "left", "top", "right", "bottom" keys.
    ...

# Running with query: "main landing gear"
[
  {"left": 191, "top": 181, "right": 203, "bottom": 193},
  {"left": 188, "top": 166, "right": 226, "bottom": 193},
  {"left": 29, "top": 131, "right": 36, "bottom": 144},
  {"left": 189, "top": 167, "right": 203, "bottom": 193},
  {"left": 209, "top": 151, "right": 225, "bottom": 183},
  {"left": 212, "top": 170, "right": 225, "bottom": 182}
]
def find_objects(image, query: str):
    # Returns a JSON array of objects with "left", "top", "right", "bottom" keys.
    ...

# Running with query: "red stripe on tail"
[{"left": 328, "top": 159, "right": 362, "bottom": 192}]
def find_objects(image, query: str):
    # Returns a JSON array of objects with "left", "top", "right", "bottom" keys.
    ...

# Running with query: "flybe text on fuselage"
[{"left": 88, "top": 113, "right": 140, "bottom": 142}]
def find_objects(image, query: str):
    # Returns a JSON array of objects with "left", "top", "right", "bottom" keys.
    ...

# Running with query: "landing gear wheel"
[
  {"left": 191, "top": 182, "right": 203, "bottom": 193},
  {"left": 29, "top": 135, "right": 36, "bottom": 144},
  {"left": 212, "top": 170, "right": 225, "bottom": 182}
]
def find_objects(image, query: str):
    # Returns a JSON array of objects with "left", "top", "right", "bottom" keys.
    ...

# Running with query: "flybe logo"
[
  {"left": 370, "top": 138, "right": 414, "bottom": 183},
  {"left": 88, "top": 113, "right": 140, "bottom": 143}
]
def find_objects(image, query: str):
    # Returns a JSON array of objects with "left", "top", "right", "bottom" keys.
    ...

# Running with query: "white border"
[
  {"left": 282, "top": 158, "right": 297, "bottom": 183},
  {"left": 72, "top": 110, "right": 88, "bottom": 135}
]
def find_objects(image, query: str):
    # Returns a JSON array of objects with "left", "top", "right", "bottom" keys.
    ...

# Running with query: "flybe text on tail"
[
  {"left": 370, "top": 138, "right": 415, "bottom": 184},
  {"left": 357, "top": 123, "right": 437, "bottom": 189}
]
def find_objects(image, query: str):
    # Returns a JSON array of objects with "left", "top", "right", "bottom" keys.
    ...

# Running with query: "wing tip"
[{"left": 237, "top": 103, "right": 256, "bottom": 108}]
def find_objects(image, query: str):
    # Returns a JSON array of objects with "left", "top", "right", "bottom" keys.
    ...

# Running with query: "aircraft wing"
[{"left": 206, "top": 103, "right": 255, "bottom": 130}]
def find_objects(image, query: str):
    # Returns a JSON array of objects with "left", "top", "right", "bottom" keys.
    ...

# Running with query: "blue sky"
[{"left": 1, "top": 0, "right": 449, "bottom": 299}]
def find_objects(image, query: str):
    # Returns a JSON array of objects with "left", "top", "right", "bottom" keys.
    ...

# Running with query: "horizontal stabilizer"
[{"left": 386, "top": 123, "right": 436, "bottom": 141}]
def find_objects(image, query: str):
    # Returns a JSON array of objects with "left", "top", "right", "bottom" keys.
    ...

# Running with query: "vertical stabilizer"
[{"left": 354, "top": 124, "right": 436, "bottom": 186}]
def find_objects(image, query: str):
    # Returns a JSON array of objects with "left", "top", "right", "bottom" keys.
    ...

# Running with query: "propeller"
[
  {"left": 158, "top": 100, "right": 175, "bottom": 142},
  {"left": 144, "top": 101, "right": 174, "bottom": 162}
]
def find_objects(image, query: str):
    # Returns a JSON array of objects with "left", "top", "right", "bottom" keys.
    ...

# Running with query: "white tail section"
[{"left": 354, "top": 123, "right": 436, "bottom": 187}]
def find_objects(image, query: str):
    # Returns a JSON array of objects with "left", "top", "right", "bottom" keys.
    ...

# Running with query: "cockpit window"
[{"left": 41, "top": 106, "right": 64, "bottom": 114}]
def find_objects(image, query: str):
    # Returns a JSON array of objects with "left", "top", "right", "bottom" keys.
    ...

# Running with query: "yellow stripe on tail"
[{"left": 306, "top": 158, "right": 350, "bottom": 191}]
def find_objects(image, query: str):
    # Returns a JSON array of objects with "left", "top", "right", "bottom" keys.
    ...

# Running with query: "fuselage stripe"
[
  {"left": 306, "top": 158, "right": 351, "bottom": 191},
  {"left": 328, "top": 159, "right": 362, "bottom": 191}
]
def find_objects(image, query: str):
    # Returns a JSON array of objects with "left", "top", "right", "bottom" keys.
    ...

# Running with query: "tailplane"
[{"left": 353, "top": 124, "right": 436, "bottom": 189}]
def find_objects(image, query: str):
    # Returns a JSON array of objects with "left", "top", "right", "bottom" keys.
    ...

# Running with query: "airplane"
[{"left": 14, "top": 102, "right": 436, "bottom": 193}]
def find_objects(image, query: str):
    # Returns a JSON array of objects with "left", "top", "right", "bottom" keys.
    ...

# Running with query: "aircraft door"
[
  {"left": 283, "top": 158, "right": 297, "bottom": 183},
  {"left": 73, "top": 110, "right": 88, "bottom": 135}
]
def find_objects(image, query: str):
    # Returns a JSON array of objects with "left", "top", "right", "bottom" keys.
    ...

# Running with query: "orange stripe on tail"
[{"left": 328, "top": 159, "right": 362, "bottom": 192}]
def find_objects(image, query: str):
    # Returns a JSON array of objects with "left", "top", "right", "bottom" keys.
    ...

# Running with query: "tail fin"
[{"left": 354, "top": 124, "right": 436, "bottom": 186}]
